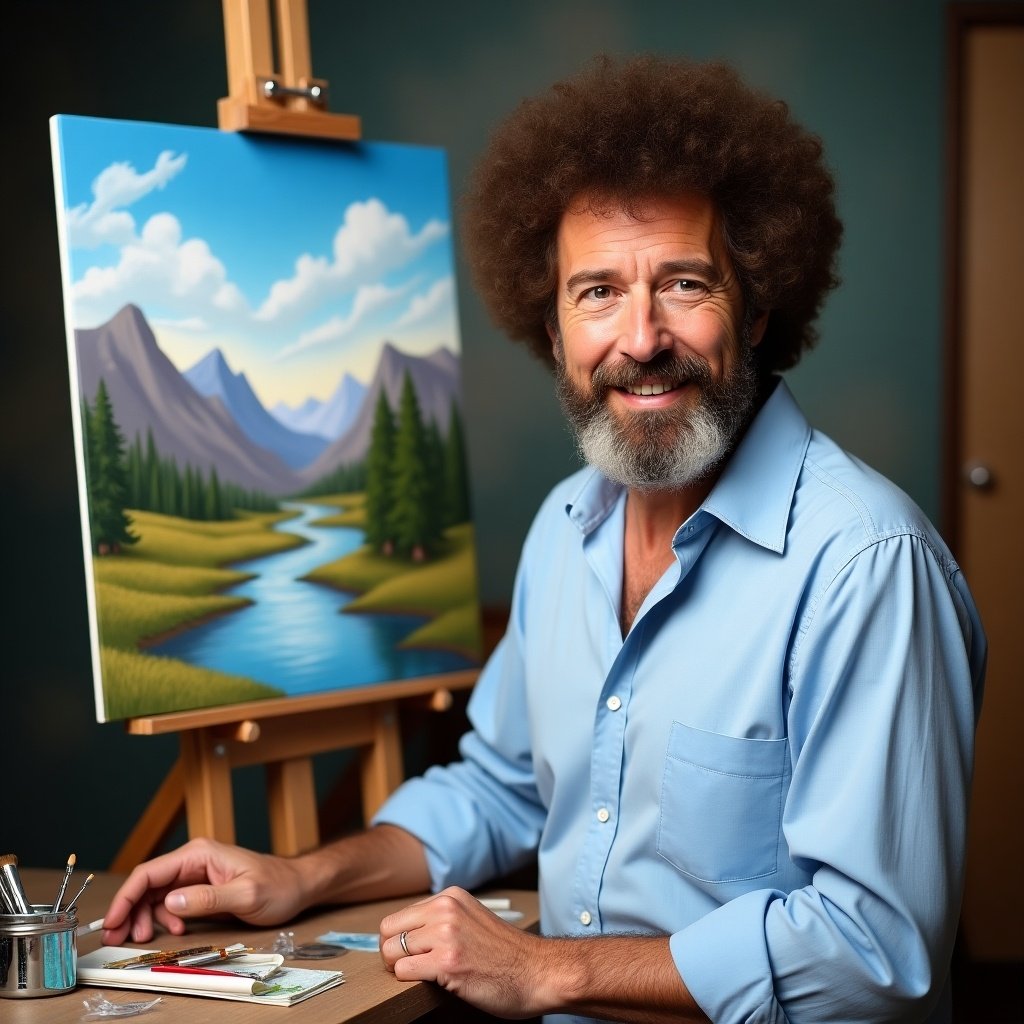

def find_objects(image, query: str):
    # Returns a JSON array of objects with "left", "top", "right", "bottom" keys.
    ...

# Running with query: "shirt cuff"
[{"left": 670, "top": 888, "right": 783, "bottom": 1024}]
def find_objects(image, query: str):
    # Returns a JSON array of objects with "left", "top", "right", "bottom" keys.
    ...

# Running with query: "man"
[{"left": 103, "top": 56, "right": 985, "bottom": 1023}]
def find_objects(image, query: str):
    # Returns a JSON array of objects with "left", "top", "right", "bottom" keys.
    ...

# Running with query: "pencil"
[
  {"left": 52, "top": 852, "right": 76, "bottom": 912},
  {"left": 64, "top": 872, "right": 94, "bottom": 913}
]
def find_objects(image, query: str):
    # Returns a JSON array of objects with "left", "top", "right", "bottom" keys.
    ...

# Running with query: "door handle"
[{"left": 963, "top": 461, "right": 994, "bottom": 490}]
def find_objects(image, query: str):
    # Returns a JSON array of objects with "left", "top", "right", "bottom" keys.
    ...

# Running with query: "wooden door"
[{"left": 946, "top": 7, "right": 1024, "bottom": 962}]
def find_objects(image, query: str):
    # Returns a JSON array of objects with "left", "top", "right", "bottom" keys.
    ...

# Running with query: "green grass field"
[
  {"left": 121, "top": 509, "right": 303, "bottom": 567},
  {"left": 90, "top": 503, "right": 482, "bottom": 717},
  {"left": 99, "top": 646, "right": 281, "bottom": 719},
  {"left": 303, "top": 522, "right": 482, "bottom": 659},
  {"left": 91, "top": 508, "right": 302, "bottom": 716}
]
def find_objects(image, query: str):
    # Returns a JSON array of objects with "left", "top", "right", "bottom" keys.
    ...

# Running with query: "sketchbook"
[{"left": 76, "top": 947, "right": 344, "bottom": 1006}]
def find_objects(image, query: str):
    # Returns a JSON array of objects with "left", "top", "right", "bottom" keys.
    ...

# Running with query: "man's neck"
[
  {"left": 625, "top": 480, "right": 712, "bottom": 548},
  {"left": 620, "top": 476, "right": 717, "bottom": 636},
  {"left": 616, "top": 375, "right": 774, "bottom": 635}
]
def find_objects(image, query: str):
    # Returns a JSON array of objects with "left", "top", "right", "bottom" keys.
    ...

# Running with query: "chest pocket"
[{"left": 657, "top": 721, "right": 789, "bottom": 883}]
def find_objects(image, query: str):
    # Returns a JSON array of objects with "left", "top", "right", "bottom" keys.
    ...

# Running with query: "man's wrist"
[
  {"left": 287, "top": 846, "right": 340, "bottom": 911},
  {"left": 522, "top": 934, "right": 705, "bottom": 1023},
  {"left": 285, "top": 825, "right": 431, "bottom": 910},
  {"left": 534, "top": 937, "right": 588, "bottom": 1014}
]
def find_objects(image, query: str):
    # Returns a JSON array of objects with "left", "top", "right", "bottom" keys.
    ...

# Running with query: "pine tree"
[
  {"left": 163, "top": 457, "right": 180, "bottom": 517},
  {"left": 444, "top": 404, "right": 471, "bottom": 526},
  {"left": 205, "top": 466, "right": 225, "bottom": 520},
  {"left": 86, "top": 379, "right": 137, "bottom": 554},
  {"left": 127, "top": 435, "right": 144, "bottom": 509},
  {"left": 364, "top": 389, "right": 396, "bottom": 552},
  {"left": 145, "top": 430, "right": 162, "bottom": 512},
  {"left": 388, "top": 372, "right": 439, "bottom": 560}
]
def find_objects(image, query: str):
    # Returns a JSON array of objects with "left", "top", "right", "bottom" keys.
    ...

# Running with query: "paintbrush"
[
  {"left": 0, "top": 854, "right": 30, "bottom": 914},
  {"left": 52, "top": 852, "right": 76, "bottom": 912},
  {"left": 64, "top": 872, "right": 95, "bottom": 914}
]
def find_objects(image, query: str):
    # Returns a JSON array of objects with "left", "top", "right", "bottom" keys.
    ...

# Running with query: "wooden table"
[{"left": 5, "top": 869, "right": 539, "bottom": 1023}]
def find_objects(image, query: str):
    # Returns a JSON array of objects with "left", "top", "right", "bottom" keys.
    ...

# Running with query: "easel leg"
[
  {"left": 180, "top": 729, "right": 237, "bottom": 844},
  {"left": 360, "top": 701, "right": 403, "bottom": 821},
  {"left": 266, "top": 756, "right": 319, "bottom": 855}
]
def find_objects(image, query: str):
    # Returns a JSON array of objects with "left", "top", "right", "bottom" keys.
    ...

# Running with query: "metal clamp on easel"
[
  {"left": 261, "top": 76, "right": 327, "bottom": 104},
  {"left": 217, "top": 0, "right": 361, "bottom": 140}
]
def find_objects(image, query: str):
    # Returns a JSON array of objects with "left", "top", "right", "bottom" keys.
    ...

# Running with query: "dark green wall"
[{"left": 4, "top": 0, "right": 983, "bottom": 870}]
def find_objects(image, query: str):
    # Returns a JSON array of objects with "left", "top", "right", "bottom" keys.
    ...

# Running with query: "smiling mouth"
[{"left": 620, "top": 380, "right": 684, "bottom": 397}]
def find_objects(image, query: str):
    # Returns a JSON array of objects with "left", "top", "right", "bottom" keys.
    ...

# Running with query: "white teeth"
[{"left": 627, "top": 381, "right": 676, "bottom": 396}]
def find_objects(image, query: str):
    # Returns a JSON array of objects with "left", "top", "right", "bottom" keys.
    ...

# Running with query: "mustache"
[{"left": 590, "top": 350, "right": 714, "bottom": 391}]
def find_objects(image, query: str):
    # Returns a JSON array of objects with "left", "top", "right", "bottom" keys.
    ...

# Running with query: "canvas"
[{"left": 51, "top": 115, "right": 481, "bottom": 723}]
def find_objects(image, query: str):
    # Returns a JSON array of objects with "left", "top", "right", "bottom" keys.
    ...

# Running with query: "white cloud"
[
  {"left": 396, "top": 276, "right": 454, "bottom": 328},
  {"left": 275, "top": 280, "right": 412, "bottom": 360},
  {"left": 254, "top": 198, "right": 448, "bottom": 324},
  {"left": 71, "top": 211, "right": 251, "bottom": 327},
  {"left": 66, "top": 150, "right": 187, "bottom": 250}
]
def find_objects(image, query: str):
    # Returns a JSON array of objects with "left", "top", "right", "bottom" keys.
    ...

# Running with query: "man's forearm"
[
  {"left": 538, "top": 934, "right": 709, "bottom": 1024},
  {"left": 293, "top": 824, "right": 432, "bottom": 910}
]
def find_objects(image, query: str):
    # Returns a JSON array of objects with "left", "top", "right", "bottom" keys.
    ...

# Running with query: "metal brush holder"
[{"left": 0, "top": 905, "right": 77, "bottom": 997}]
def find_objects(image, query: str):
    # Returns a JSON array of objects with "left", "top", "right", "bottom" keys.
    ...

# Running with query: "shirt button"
[
  {"left": 596, "top": 807, "right": 610, "bottom": 823},
  {"left": 606, "top": 695, "right": 622, "bottom": 711},
  {"left": 579, "top": 911, "right": 592, "bottom": 926}
]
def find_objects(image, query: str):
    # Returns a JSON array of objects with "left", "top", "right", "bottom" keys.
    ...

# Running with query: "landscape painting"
[{"left": 51, "top": 114, "right": 481, "bottom": 723}]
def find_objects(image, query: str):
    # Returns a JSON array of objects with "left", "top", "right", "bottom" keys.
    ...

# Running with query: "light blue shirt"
[{"left": 374, "top": 380, "right": 985, "bottom": 1023}]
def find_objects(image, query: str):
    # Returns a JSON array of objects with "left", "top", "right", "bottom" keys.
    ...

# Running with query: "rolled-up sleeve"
[{"left": 673, "top": 533, "right": 985, "bottom": 1023}]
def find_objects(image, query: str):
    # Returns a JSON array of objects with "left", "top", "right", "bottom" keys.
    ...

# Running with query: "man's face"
[{"left": 548, "top": 192, "right": 767, "bottom": 491}]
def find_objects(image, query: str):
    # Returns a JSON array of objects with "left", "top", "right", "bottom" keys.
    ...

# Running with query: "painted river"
[{"left": 152, "top": 502, "right": 476, "bottom": 694}]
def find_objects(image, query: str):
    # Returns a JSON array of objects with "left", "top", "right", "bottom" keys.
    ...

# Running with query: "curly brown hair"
[{"left": 461, "top": 54, "right": 843, "bottom": 374}]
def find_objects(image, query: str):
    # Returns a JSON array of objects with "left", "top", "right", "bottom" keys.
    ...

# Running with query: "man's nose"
[{"left": 619, "top": 295, "right": 672, "bottom": 362}]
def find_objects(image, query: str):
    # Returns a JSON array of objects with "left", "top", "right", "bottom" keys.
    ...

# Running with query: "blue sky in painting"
[{"left": 51, "top": 115, "right": 460, "bottom": 407}]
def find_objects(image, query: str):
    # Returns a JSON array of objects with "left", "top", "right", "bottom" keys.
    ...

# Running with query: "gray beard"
[{"left": 555, "top": 342, "right": 760, "bottom": 492}]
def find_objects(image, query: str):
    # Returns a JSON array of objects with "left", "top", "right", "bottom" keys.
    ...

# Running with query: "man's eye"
[
  {"left": 582, "top": 285, "right": 613, "bottom": 301},
  {"left": 672, "top": 279, "right": 703, "bottom": 293}
]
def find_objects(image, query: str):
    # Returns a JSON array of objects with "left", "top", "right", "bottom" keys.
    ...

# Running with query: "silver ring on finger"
[{"left": 399, "top": 930, "right": 410, "bottom": 957}]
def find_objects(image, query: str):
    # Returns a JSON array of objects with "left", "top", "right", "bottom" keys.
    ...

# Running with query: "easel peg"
[
  {"left": 429, "top": 689, "right": 453, "bottom": 713},
  {"left": 214, "top": 719, "right": 261, "bottom": 743}
]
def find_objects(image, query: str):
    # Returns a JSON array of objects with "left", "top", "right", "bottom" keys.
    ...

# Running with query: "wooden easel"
[
  {"left": 111, "top": 0, "right": 477, "bottom": 873},
  {"left": 218, "top": 0, "right": 360, "bottom": 141}
]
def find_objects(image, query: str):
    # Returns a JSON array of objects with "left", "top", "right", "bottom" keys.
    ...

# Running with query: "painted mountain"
[
  {"left": 75, "top": 304, "right": 304, "bottom": 495},
  {"left": 298, "top": 341, "right": 462, "bottom": 485},
  {"left": 76, "top": 303, "right": 465, "bottom": 496},
  {"left": 184, "top": 348, "right": 330, "bottom": 469},
  {"left": 272, "top": 373, "right": 366, "bottom": 441},
  {"left": 51, "top": 113, "right": 482, "bottom": 723}
]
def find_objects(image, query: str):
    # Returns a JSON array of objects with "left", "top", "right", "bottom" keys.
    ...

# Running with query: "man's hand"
[
  {"left": 379, "top": 886, "right": 549, "bottom": 1017},
  {"left": 102, "top": 837, "right": 306, "bottom": 945},
  {"left": 379, "top": 887, "right": 708, "bottom": 1023}
]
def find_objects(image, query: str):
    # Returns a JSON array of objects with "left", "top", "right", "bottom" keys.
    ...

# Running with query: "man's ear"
[
  {"left": 546, "top": 321, "right": 563, "bottom": 363},
  {"left": 749, "top": 310, "right": 769, "bottom": 348}
]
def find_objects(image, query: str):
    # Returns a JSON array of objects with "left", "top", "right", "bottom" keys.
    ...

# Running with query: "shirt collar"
[
  {"left": 565, "top": 378, "right": 810, "bottom": 554},
  {"left": 702, "top": 378, "right": 810, "bottom": 553}
]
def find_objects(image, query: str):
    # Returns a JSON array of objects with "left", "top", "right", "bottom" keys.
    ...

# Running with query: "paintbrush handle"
[
  {"left": 0, "top": 879, "right": 16, "bottom": 914},
  {"left": 53, "top": 859, "right": 76, "bottom": 913},
  {"left": 0, "top": 861, "right": 30, "bottom": 915},
  {"left": 64, "top": 873, "right": 94, "bottom": 914}
]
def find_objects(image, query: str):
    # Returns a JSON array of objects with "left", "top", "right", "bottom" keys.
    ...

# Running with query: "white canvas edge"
[{"left": 49, "top": 115, "right": 108, "bottom": 723}]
